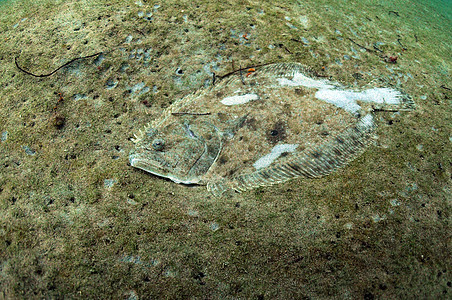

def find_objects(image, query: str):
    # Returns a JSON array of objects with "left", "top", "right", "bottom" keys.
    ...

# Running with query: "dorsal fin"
[
  {"left": 257, "top": 62, "right": 313, "bottom": 77},
  {"left": 207, "top": 114, "right": 376, "bottom": 196}
]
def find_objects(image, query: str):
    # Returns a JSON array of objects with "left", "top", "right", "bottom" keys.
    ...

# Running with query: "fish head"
[{"left": 129, "top": 118, "right": 222, "bottom": 184}]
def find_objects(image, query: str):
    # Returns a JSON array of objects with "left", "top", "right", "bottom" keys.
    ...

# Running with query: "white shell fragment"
[{"left": 129, "top": 63, "right": 414, "bottom": 196}]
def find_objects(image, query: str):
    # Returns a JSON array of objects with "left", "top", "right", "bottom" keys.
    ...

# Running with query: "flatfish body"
[{"left": 129, "top": 63, "right": 414, "bottom": 195}]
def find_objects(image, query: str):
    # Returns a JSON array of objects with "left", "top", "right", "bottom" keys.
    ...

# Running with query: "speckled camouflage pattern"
[{"left": 130, "top": 63, "right": 414, "bottom": 195}]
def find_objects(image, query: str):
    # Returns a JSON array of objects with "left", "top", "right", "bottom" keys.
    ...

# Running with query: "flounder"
[{"left": 129, "top": 63, "right": 414, "bottom": 196}]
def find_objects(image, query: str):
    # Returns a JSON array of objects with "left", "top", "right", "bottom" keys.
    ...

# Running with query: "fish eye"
[{"left": 151, "top": 139, "right": 165, "bottom": 151}]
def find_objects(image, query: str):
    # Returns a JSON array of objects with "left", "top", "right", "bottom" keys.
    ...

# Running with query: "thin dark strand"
[
  {"left": 373, "top": 45, "right": 384, "bottom": 53},
  {"left": 15, "top": 52, "right": 104, "bottom": 78},
  {"left": 239, "top": 64, "right": 245, "bottom": 85},
  {"left": 171, "top": 112, "right": 211, "bottom": 116},
  {"left": 347, "top": 38, "right": 394, "bottom": 61},
  {"left": 388, "top": 10, "right": 400, "bottom": 17},
  {"left": 397, "top": 38, "right": 407, "bottom": 50},
  {"left": 282, "top": 45, "right": 292, "bottom": 54},
  {"left": 347, "top": 38, "right": 376, "bottom": 53},
  {"left": 215, "top": 62, "right": 275, "bottom": 81}
]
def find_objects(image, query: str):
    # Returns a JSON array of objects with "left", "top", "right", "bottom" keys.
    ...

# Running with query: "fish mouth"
[
  {"left": 129, "top": 153, "right": 199, "bottom": 185},
  {"left": 129, "top": 154, "right": 167, "bottom": 177}
]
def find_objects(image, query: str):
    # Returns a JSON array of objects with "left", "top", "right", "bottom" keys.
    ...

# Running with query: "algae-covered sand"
[{"left": 0, "top": 0, "right": 450, "bottom": 298}]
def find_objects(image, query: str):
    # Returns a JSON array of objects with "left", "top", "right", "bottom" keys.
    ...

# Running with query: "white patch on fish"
[
  {"left": 277, "top": 72, "right": 335, "bottom": 89},
  {"left": 253, "top": 144, "right": 299, "bottom": 169},
  {"left": 278, "top": 71, "right": 405, "bottom": 113},
  {"left": 221, "top": 93, "right": 259, "bottom": 105},
  {"left": 315, "top": 88, "right": 405, "bottom": 113}
]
